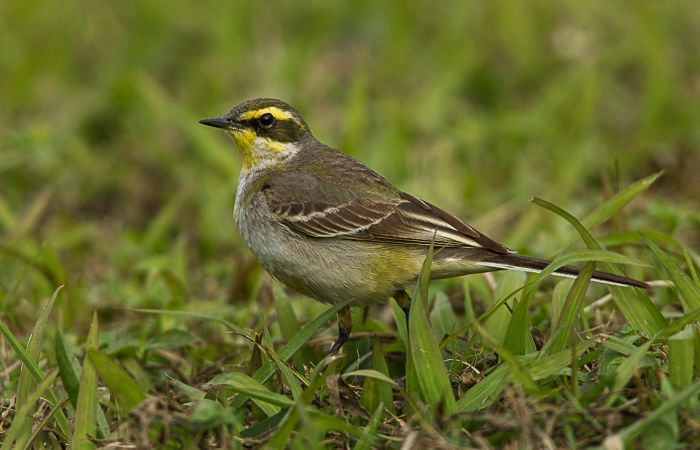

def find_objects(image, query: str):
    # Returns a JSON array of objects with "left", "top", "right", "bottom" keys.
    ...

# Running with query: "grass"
[{"left": 1, "top": 0, "right": 700, "bottom": 448}]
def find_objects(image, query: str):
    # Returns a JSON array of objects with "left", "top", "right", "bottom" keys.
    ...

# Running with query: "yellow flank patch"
[
  {"left": 239, "top": 106, "right": 295, "bottom": 122},
  {"left": 368, "top": 246, "right": 420, "bottom": 290}
]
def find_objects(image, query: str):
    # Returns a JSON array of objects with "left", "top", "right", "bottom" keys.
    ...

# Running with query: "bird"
[{"left": 199, "top": 98, "right": 647, "bottom": 353}]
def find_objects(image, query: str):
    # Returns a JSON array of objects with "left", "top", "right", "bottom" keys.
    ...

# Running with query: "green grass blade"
[
  {"left": 265, "top": 360, "right": 338, "bottom": 449},
  {"left": 602, "top": 336, "right": 639, "bottom": 355},
  {"left": 228, "top": 300, "right": 351, "bottom": 411},
  {"left": 17, "top": 288, "right": 60, "bottom": 395},
  {"left": 486, "top": 271, "right": 526, "bottom": 344},
  {"left": 659, "top": 307, "right": 700, "bottom": 338},
  {"left": 55, "top": 329, "right": 81, "bottom": 407},
  {"left": 128, "top": 308, "right": 243, "bottom": 333},
  {"left": 389, "top": 297, "right": 408, "bottom": 347},
  {"left": 608, "top": 285, "right": 666, "bottom": 338},
  {"left": 685, "top": 249, "right": 700, "bottom": 287},
  {"left": 168, "top": 376, "right": 207, "bottom": 401},
  {"left": 502, "top": 276, "right": 535, "bottom": 355},
  {"left": 463, "top": 280, "right": 476, "bottom": 324},
  {"left": 531, "top": 197, "right": 600, "bottom": 249},
  {"left": 0, "top": 295, "right": 70, "bottom": 438},
  {"left": 14, "top": 287, "right": 60, "bottom": 448},
  {"left": 272, "top": 356, "right": 305, "bottom": 400},
  {"left": 456, "top": 341, "right": 594, "bottom": 412},
  {"left": 208, "top": 372, "right": 291, "bottom": 414},
  {"left": 605, "top": 379, "right": 700, "bottom": 447},
  {"left": 648, "top": 240, "right": 700, "bottom": 312},
  {"left": 527, "top": 342, "right": 595, "bottom": 379},
  {"left": 408, "top": 242, "right": 456, "bottom": 415},
  {"left": 0, "top": 369, "right": 58, "bottom": 450},
  {"left": 430, "top": 291, "right": 458, "bottom": 344},
  {"left": 248, "top": 326, "right": 310, "bottom": 395},
  {"left": 581, "top": 172, "right": 663, "bottom": 230},
  {"left": 550, "top": 279, "right": 573, "bottom": 332},
  {"left": 257, "top": 300, "right": 352, "bottom": 383},
  {"left": 474, "top": 321, "right": 536, "bottom": 391},
  {"left": 442, "top": 283, "right": 531, "bottom": 349},
  {"left": 273, "top": 283, "right": 312, "bottom": 365},
  {"left": 668, "top": 327, "right": 694, "bottom": 390},
  {"left": 502, "top": 297, "right": 534, "bottom": 356},
  {"left": 364, "top": 337, "right": 395, "bottom": 414},
  {"left": 88, "top": 350, "right": 147, "bottom": 413},
  {"left": 532, "top": 197, "right": 666, "bottom": 336},
  {"left": 342, "top": 369, "right": 396, "bottom": 386},
  {"left": 404, "top": 337, "right": 420, "bottom": 406},
  {"left": 543, "top": 262, "right": 595, "bottom": 355},
  {"left": 186, "top": 398, "right": 240, "bottom": 433},
  {"left": 72, "top": 313, "right": 99, "bottom": 450},
  {"left": 55, "top": 329, "right": 110, "bottom": 438},
  {"left": 352, "top": 403, "right": 384, "bottom": 450},
  {"left": 265, "top": 409, "right": 298, "bottom": 450},
  {"left": 0, "top": 321, "right": 70, "bottom": 438},
  {"left": 272, "top": 283, "right": 299, "bottom": 339},
  {"left": 604, "top": 339, "right": 653, "bottom": 407},
  {"left": 455, "top": 364, "right": 510, "bottom": 412},
  {"left": 22, "top": 395, "right": 70, "bottom": 450}
]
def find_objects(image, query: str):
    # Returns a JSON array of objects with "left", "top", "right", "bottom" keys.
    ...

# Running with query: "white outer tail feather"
[{"left": 474, "top": 261, "right": 636, "bottom": 288}]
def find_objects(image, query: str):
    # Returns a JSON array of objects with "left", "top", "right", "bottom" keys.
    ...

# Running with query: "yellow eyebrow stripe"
[{"left": 239, "top": 107, "right": 295, "bottom": 122}]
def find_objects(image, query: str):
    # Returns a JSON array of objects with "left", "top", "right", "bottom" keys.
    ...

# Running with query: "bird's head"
[{"left": 200, "top": 98, "right": 311, "bottom": 171}]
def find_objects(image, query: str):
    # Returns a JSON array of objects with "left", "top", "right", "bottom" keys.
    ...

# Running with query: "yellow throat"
[{"left": 227, "top": 129, "right": 295, "bottom": 172}]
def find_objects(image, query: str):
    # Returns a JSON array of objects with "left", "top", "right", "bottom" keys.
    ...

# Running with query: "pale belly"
[{"left": 236, "top": 202, "right": 423, "bottom": 305}]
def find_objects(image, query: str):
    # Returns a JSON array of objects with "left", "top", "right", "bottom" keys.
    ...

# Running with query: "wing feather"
[
  {"left": 260, "top": 170, "right": 509, "bottom": 254},
  {"left": 270, "top": 194, "right": 508, "bottom": 254}
]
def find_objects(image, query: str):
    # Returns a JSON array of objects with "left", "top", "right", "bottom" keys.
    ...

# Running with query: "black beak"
[{"left": 199, "top": 116, "right": 235, "bottom": 129}]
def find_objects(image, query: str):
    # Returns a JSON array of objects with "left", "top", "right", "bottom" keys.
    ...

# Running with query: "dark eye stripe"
[{"left": 237, "top": 115, "right": 305, "bottom": 143}]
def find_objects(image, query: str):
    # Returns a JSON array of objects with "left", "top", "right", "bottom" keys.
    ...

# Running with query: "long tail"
[{"left": 476, "top": 253, "right": 648, "bottom": 288}]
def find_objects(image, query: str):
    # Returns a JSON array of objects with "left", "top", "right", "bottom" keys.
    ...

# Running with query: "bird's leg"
[
  {"left": 394, "top": 290, "right": 412, "bottom": 320},
  {"left": 394, "top": 290, "right": 412, "bottom": 328},
  {"left": 328, "top": 306, "right": 352, "bottom": 354}
]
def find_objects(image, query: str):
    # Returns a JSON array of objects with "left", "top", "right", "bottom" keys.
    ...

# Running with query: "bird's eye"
[{"left": 259, "top": 113, "right": 275, "bottom": 127}]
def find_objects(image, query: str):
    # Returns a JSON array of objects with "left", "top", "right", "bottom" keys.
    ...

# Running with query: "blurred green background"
[{"left": 1, "top": 0, "right": 699, "bottom": 330}]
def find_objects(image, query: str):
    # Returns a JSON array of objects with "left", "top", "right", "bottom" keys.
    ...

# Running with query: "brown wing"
[
  {"left": 267, "top": 188, "right": 509, "bottom": 254},
  {"left": 270, "top": 199, "right": 396, "bottom": 238},
  {"left": 377, "top": 192, "right": 510, "bottom": 254}
]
